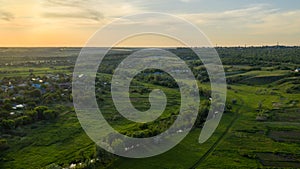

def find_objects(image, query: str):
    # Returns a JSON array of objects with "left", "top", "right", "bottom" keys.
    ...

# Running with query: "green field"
[{"left": 0, "top": 47, "right": 300, "bottom": 168}]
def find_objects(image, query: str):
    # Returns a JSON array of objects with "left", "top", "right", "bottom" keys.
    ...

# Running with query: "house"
[
  {"left": 171, "top": 69, "right": 189, "bottom": 73},
  {"left": 12, "top": 104, "right": 25, "bottom": 110},
  {"left": 18, "top": 83, "right": 27, "bottom": 87},
  {"left": 16, "top": 104, "right": 25, "bottom": 109},
  {"left": 32, "top": 84, "right": 41, "bottom": 89},
  {"left": 5, "top": 82, "right": 14, "bottom": 90},
  {"left": 1, "top": 85, "right": 8, "bottom": 91},
  {"left": 46, "top": 74, "right": 60, "bottom": 81},
  {"left": 78, "top": 74, "right": 84, "bottom": 78},
  {"left": 153, "top": 72, "right": 163, "bottom": 75},
  {"left": 58, "top": 82, "right": 71, "bottom": 89},
  {"left": 177, "top": 129, "right": 183, "bottom": 133},
  {"left": 295, "top": 68, "right": 300, "bottom": 73}
]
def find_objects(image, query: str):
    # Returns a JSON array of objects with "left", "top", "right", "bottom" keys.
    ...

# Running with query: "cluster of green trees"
[
  {"left": 0, "top": 138, "right": 9, "bottom": 151},
  {"left": 217, "top": 46, "right": 300, "bottom": 66},
  {"left": 99, "top": 100, "right": 223, "bottom": 155},
  {"left": 0, "top": 74, "right": 72, "bottom": 132},
  {"left": 0, "top": 106, "right": 58, "bottom": 130},
  {"left": 135, "top": 71, "right": 179, "bottom": 88},
  {"left": 0, "top": 48, "right": 79, "bottom": 67}
]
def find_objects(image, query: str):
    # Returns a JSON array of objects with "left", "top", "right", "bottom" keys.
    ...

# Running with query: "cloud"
[
  {"left": 178, "top": 4, "right": 300, "bottom": 45},
  {"left": 0, "top": 11, "right": 14, "bottom": 21},
  {"left": 42, "top": 0, "right": 104, "bottom": 21},
  {"left": 43, "top": 10, "right": 104, "bottom": 21},
  {"left": 182, "top": 4, "right": 278, "bottom": 26},
  {"left": 43, "top": 13, "right": 102, "bottom": 21},
  {"left": 42, "top": 0, "right": 144, "bottom": 22},
  {"left": 1, "top": 0, "right": 299, "bottom": 46},
  {"left": 45, "top": 0, "right": 83, "bottom": 8},
  {"left": 179, "top": 0, "right": 192, "bottom": 2},
  {"left": 248, "top": 10, "right": 300, "bottom": 35},
  {"left": 181, "top": 4, "right": 300, "bottom": 36}
]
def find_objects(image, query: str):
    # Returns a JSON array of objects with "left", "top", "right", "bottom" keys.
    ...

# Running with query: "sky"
[{"left": 0, "top": 0, "right": 299, "bottom": 47}]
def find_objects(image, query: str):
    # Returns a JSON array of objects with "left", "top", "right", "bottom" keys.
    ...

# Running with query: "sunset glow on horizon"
[{"left": 0, "top": 0, "right": 299, "bottom": 47}]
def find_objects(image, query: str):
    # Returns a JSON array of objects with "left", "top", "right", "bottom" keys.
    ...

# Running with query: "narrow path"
[{"left": 189, "top": 97, "right": 244, "bottom": 169}]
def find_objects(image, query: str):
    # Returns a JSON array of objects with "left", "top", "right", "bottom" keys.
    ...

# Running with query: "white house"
[
  {"left": 295, "top": 68, "right": 300, "bottom": 73},
  {"left": 12, "top": 104, "right": 25, "bottom": 110}
]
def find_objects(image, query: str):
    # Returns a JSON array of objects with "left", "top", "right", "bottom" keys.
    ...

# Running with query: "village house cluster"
[{"left": 0, "top": 73, "right": 72, "bottom": 128}]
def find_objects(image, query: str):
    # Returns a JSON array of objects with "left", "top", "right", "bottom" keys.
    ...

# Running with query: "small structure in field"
[{"left": 256, "top": 115, "right": 268, "bottom": 121}]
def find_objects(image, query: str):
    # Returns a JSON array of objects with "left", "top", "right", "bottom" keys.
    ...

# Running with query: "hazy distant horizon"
[{"left": 0, "top": 44, "right": 299, "bottom": 48}]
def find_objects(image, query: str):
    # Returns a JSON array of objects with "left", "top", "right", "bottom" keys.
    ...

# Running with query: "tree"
[
  {"left": 26, "top": 101, "right": 37, "bottom": 109},
  {"left": 111, "top": 138, "right": 125, "bottom": 154},
  {"left": 26, "top": 110, "right": 38, "bottom": 121},
  {"left": 225, "top": 104, "right": 232, "bottom": 113},
  {"left": 0, "top": 138, "right": 9, "bottom": 151},
  {"left": 15, "top": 116, "right": 32, "bottom": 127},
  {"left": 0, "top": 111, "right": 10, "bottom": 119},
  {"left": 95, "top": 145, "right": 115, "bottom": 164},
  {"left": 3, "top": 102, "right": 11, "bottom": 111},
  {"left": 1, "top": 119, "right": 15, "bottom": 129},
  {"left": 15, "top": 96, "right": 24, "bottom": 104},
  {"left": 139, "top": 123, "right": 148, "bottom": 130},
  {"left": 232, "top": 99, "right": 237, "bottom": 105},
  {"left": 34, "top": 106, "right": 49, "bottom": 120},
  {"left": 29, "top": 89, "right": 42, "bottom": 98},
  {"left": 43, "top": 110, "right": 58, "bottom": 120}
]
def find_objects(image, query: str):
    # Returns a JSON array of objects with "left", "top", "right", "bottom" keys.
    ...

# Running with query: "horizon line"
[{"left": 0, "top": 45, "right": 300, "bottom": 48}]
